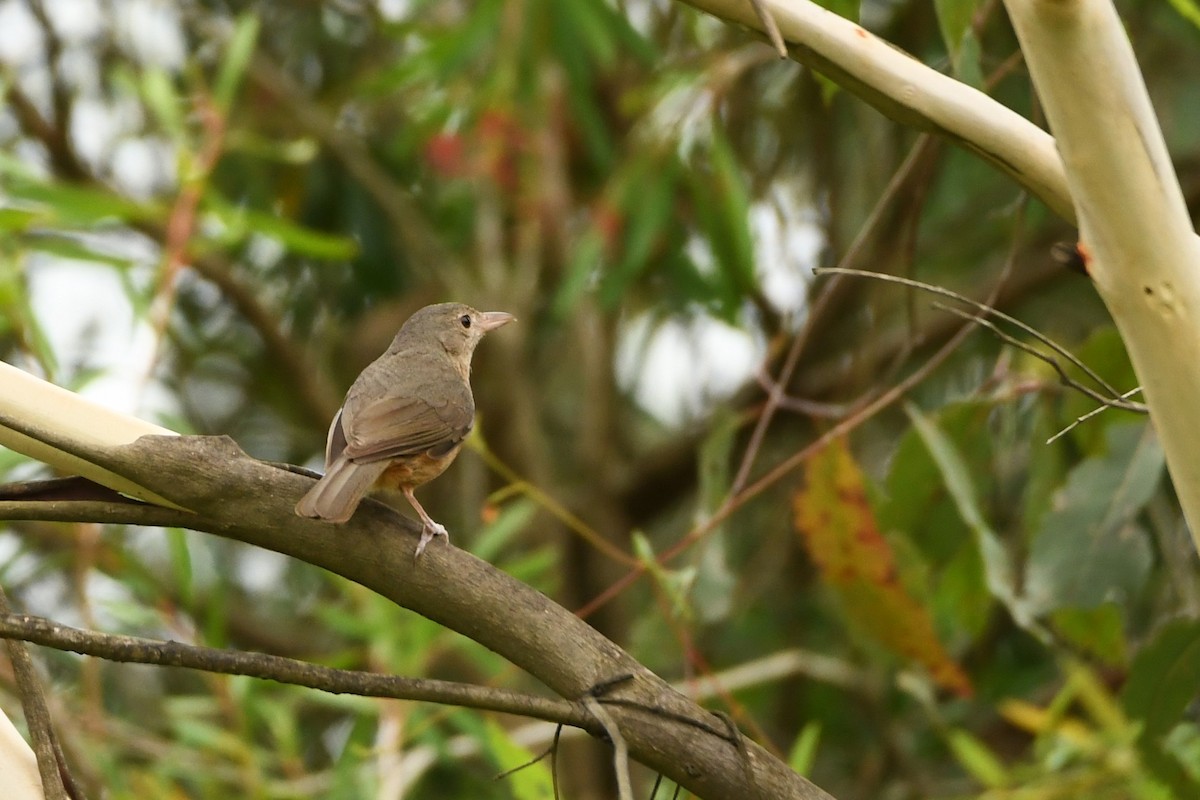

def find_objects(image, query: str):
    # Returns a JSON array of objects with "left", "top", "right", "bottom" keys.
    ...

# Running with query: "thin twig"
[
  {"left": 748, "top": 0, "right": 788, "bottom": 57},
  {"left": 730, "top": 134, "right": 941, "bottom": 495},
  {"left": 583, "top": 697, "right": 633, "bottom": 800},
  {"left": 1047, "top": 386, "right": 1145, "bottom": 444},
  {"left": 753, "top": 369, "right": 850, "bottom": 417},
  {"left": 141, "top": 95, "right": 228, "bottom": 399},
  {"left": 472, "top": 440, "right": 636, "bottom": 566},
  {"left": 816, "top": 267, "right": 1137, "bottom": 405},
  {"left": 931, "top": 302, "right": 1145, "bottom": 413},
  {"left": 0, "top": 592, "right": 74, "bottom": 800},
  {"left": 492, "top": 744, "right": 555, "bottom": 780},
  {"left": 0, "top": 613, "right": 594, "bottom": 730}
]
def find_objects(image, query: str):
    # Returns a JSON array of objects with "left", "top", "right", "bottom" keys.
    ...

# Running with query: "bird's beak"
[{"left": 478, "top": 311, "right": 516, "bottom": 332}]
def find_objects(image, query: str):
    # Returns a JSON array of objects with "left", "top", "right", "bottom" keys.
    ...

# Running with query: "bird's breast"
[{"left": 373, "top": 445, "right": 463, "bottom": 490}]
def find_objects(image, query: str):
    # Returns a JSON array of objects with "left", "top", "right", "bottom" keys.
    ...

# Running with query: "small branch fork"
[{"left": 818, "top": 267, "right": 1148, "bottom": 427}]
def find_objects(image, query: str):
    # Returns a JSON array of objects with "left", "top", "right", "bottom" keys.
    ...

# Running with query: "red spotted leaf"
[{"left": 795, "top": 438, "right": 973, "bottom": 696}]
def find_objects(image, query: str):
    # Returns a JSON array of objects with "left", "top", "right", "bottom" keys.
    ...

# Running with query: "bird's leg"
[{"left": 402, "top": 486, "right": 449, "bottom": 558}]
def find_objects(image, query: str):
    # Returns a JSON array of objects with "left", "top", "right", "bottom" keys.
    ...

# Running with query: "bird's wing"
[{"left": 339, "top": 388, "right": 474, "bottom": 464}]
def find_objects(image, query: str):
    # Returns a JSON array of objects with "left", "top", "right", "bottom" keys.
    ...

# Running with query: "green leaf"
[
  {"left": 933, "top": 0, "right": 977, "bottom": 69},
  {"left": 166, "top": 528, "right": 194, "bottom": 608},
  {"left": 1060, "top": 327, "right": 1139, "bottom": 454},
  {"left": 698, "top": 405, "right": 739, "bottom": 516},
  {"left": 599, "top": 157, "right": 678, "bottom": 306},
  {"left": 1051, "top": 604, "right": 1127, "bottom": 667},
  {"left": 691, "top": 406, "right": 740, "bottom": 622},
  {"left": 947, "top": 728, "right": 1008, "bottom": 788},
  {"left": 1024, "top": 422, "right": 1159, "bottom": 614},
  {"left": 786, "top": 721, "right": 822, "bottom": 776},
  {"left": 954, "top": 28, "right": 984, "bottom": 89},
  {"left": 30, "top": 234, "right": 138, "bottom": 269},
  {"left": 1168, "top": 0, "right": 1200, "bottom": 29},
  {"left": 693, "top": 126, "right": 756, "bottom": 315},
  {"left": 691, "top": 532, "right": 735, "bottom": 623},
  {"left": 141, "top": 67, "right": 185, "bottom": 139},
  {"left": 1124, "top": 619, "right": 1200, "bottom": 796},
  {"left": 471, "top": 498, "right": 537, "bottom": 562},
  {"left": 1123, "top": 618, "right": 1200, "bottom": 740},
  {"left": 906, "top": 404, "right": 1035, "bottom": 631},
  {"left": 816, "top": 0, "right": 859, "bottom": 21},
  {"left": 205, "top": 195, "right": 359, "bottom": 260},
  {"left": 633, "top": 533, "right": 694, "bottom": 620},
  {"left": 551, "top": 229, "right": 604, "bottom": 317},
  {"left": 482, "top": 718, "right": 554, "bottom": 800},
  {"left": 0, "top": 207, "right": 44, "bottom": 232},
  {"left": 1, "top": 174, "right": 158, "bottom": 226},
  {"left": 215, "top": 13, "right": 261, "bottom": 113}
]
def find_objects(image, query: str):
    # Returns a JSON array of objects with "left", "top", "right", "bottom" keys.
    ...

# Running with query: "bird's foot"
[{"left": 413, "top": 520, "right": 449, "bottom": 560}]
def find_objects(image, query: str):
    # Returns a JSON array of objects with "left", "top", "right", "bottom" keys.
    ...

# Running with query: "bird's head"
[{"left": 396, "top": 302, "right": 515, "bottom": 365}]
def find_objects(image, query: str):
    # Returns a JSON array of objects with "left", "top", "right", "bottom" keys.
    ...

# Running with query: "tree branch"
[
  {"left": 674, "top": 0, "right": 1074, "bottom": 220},
  {"left": 0, "top": 403, "right": 833, "bottom": 800},
  {"left": 0, "top": 591, "right": 75, "bottom": 800},
  {"left": 0, "top": 613, "right": 592, "bottom": 729},
  {"left": 1002, "top": 0, "right": 1200, "bottom": 555}
]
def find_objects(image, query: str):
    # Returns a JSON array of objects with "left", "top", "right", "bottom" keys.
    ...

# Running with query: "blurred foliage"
[{"left": 0, "top": 0, "right": 1199, "bottom": 798}]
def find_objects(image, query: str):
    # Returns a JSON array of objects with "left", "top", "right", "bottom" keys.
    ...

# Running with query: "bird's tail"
[{"left": 295, "top": 457, "right": 388, "bottom": 523}]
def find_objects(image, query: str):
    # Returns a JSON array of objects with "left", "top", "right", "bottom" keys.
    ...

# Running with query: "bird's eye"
[{"left": 460, "top": 314, "right": 472, "bottom": 329}]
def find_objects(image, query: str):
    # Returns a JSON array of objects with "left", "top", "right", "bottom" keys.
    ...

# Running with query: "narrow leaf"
[
  {"left": 947, "top": 728, "right": 1008, "bottom": 789},
  {"left": 786, "top": 722, "right": 822, "bottom": 776},
  {"left": 1123, "top": 618, "right": 1200, "bottom": 740},
  {"left": 215, "top": 14, "right": 261, "bottom": 113},
  {"left": 906, "top": 404, "right": 1035, "bottom": 631}
]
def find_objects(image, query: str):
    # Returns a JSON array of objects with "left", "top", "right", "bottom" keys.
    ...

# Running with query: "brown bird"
[{"left": 295, "top": 302, "right": 515, "bottom": 556}]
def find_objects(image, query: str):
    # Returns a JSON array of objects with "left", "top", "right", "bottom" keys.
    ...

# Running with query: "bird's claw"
[{"left": 413, "top": 521, "right": 449, "bottom": 560}]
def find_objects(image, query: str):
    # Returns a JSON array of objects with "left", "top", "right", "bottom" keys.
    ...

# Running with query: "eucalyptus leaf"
[{"left": 1024, "top": 422, "right": 1160, "bottom": 614}]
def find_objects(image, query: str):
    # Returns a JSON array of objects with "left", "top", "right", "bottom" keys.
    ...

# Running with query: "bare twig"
[
  {"left": 730, "top": 134, "right": 942, "bottom": 495},
  {"left": 0, "top": 613, "right": 593, "bottom": 730},
  {"left": 583, "top": 697, "right": 634, "bottom": 800},
  {"left": 747, "top": 0, "right": 788, "bottom": 57},
  {"left": 1046, "top": 386, "right": 1145, "bottom": 445},
  {"left": 0, "top": 592, "right": 75, "bottom": 800},
  {"left": 752, "top": 369, "right": 850, "bottom": 417},
  {"left": 816, "top": 267, "right": 1142, "bottom": 409},
  {"left": 931, "top": 302, "right": 1145, "bottom": 413},
  {"left": 473, "top": 439, "right": 637, "bottom": 567}
]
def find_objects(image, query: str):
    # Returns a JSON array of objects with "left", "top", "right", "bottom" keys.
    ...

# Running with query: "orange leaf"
[{"left": 795, "top": 438, "right": 973, "bottom": 697}]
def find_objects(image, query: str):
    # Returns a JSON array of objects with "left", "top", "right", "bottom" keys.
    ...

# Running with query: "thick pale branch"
[
  {"left": 675, "top": 0, "right": 1074, "bottom": 220},
  {"left": 0, "top": 710, "right": 41, "bottom": 800},
  {"left": 0, "top": 362, "right": 179, "bottom": 508},
  {"left": 1003, "top": 0, "right": 1200, "bottom": 550}
]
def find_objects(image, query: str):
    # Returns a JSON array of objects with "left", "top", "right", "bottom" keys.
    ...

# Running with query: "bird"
[{"left": 295, "top": 302, "right": 515, "bottom": 557}]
